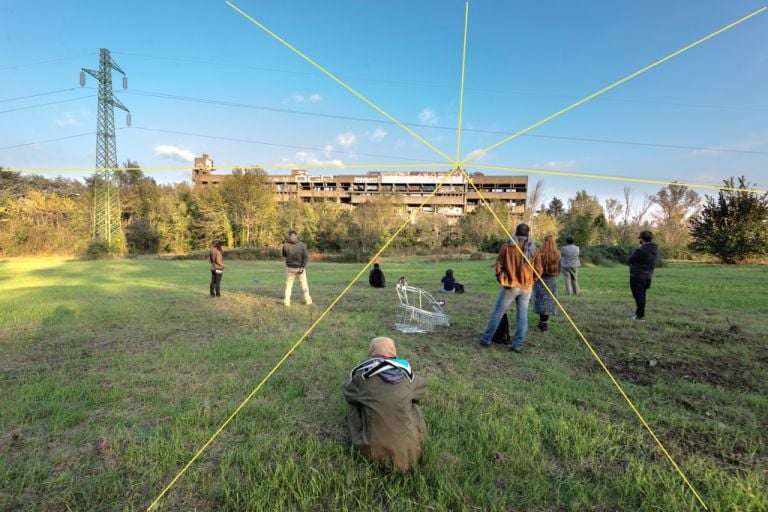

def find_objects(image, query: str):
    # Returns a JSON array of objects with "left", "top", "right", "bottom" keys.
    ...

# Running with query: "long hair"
[{"left": 540, "top": 235, "right": 560, "bottom": 275}]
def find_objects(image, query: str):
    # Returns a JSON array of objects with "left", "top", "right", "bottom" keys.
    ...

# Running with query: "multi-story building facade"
[{"left": 192, "top": 155, "right": 527, "bottom": 220}]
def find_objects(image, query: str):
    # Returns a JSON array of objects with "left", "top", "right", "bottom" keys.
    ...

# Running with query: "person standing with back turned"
[
  {"left": 208, "top": 241, "right": 224, "bottom": 297},
  {"left": 282, "top": 229, "right": 313, "bottom": 307},
  {"left": 477, "top": 223, "right": 543, "bottom": 353},
  {"left": 369, "top": 262, "right": 386, "bottom": 288},
  {"left": 559, "top": 235, "right": 581, "bottom": 296},
  {"left": 628, "top": 230, "right": 659, "bottom": 321}
]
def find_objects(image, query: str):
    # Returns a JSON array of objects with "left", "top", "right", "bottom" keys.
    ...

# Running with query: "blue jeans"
[{"left": 480, "top": 287, "right": 531, "bottom": 349}]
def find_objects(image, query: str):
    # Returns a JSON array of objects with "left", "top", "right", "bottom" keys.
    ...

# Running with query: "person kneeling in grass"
[{"left": 342, "top": 337, "right": 427, "bottom": 471}]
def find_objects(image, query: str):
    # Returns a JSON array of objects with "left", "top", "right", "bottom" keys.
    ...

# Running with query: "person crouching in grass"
[{"left": 342, "top": 336, "right": 427, "bottom": 471}]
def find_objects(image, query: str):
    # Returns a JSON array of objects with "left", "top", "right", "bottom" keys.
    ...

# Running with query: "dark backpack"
[
  {"left": 454, "top": 283, "right": 465, "bottom": 293},
  {"left": 492, "top": 313, "right": 511, "bottom": 344}
]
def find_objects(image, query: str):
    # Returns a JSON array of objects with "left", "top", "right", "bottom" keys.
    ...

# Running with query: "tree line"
[{"left": 1, "top": 164, "right": 766, "bottom": 263}]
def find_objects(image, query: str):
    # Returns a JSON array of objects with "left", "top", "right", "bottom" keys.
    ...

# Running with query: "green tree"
[
  {"left": 349, "top": 194, "right": 406, "bottom": 254},
  {"left": 222, "top": 168, "right": 278, "bottom": 246},
  {"left": 279, "top": 198, "right": 319, "bottom": 248},
  {"left": 314, "top": 203, "right": 353, "bottom": 252},
  {"left": 688, "top": 176, "right": 768, "bottom": 263},
  {"left": 193, "top": 187, "right": 234, "bottom": 248},
  {"left": 394, "top": 212, "right": 450, "bottom": 250},
  {"left": 456, "top": 201, "right": 512, "bottom": 250},
  {"left": 546, "top": 197, "right": 564, "bottom": 218},
  {"left": 560, "top": 190, "right": 605, "bottom": 246}
]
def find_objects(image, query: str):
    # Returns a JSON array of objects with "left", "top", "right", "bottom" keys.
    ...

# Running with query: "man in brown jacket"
[
  {"left": 342, "top": 337, "right": 427, "bottom": 472},
  {"left": 478, "top": 223, "right": 543, "bottom": 352},
  {"left": 208, "top": 241, "right": 224, "bottom": 297}
]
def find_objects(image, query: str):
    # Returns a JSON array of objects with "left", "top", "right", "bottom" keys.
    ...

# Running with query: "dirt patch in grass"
[{"left": 585, "top": 326, "right": 766, "bottom": 391}]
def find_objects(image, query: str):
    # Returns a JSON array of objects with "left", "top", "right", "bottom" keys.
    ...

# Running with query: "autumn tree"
[{"left": 651, "top": 183, "right": 700, "bottom": 259}]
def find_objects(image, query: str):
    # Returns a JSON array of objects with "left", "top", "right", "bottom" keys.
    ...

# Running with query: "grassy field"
[{"left": 1, "top": 256, "right": 766, "bottom": 511}]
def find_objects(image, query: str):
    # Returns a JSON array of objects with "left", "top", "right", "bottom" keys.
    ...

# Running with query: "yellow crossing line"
[
  {"left": 460, "top": 6, "right": 767, "bottom": 167},
  {"left": 5, "top": 163, "right": 762, "bottom": 195},
  {"left": 461, "top": 167, "right": 708, "bottom": 510},
  {"left": 225, "top": 0, "right": 455, "bottom": 165},
  {"left": 470, "top": 163, "right": 768, "bottom": 195},
  {"left": 145, "top": 167, "right": 463, "bottom": 511},
  {"left": 455, "top": 2, "right": 470, "bottom": 163},
  {"left": 0, "top": 163, "right": 449, "bottom": 173}
]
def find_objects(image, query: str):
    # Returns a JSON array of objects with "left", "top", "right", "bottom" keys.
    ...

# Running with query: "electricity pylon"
[{"left": 81, "top": 48, "right": 130, "bottom": 250}]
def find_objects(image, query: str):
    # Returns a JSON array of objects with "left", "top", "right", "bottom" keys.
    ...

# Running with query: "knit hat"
[{"left": 368, "top": 336, "right": 397, "bottom": 358}]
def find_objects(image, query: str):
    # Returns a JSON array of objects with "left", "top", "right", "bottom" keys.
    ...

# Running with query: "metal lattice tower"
[{"left": 81, "top": 48, "right": 130, "bottom": 248}]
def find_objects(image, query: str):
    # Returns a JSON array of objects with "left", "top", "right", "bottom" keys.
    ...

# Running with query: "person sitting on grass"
[
  {"left": 440, "top": 269, "right": 464, "bottom": 293},
  {"left": 342, "top": 336, "right": 427, "bottom": 472}
]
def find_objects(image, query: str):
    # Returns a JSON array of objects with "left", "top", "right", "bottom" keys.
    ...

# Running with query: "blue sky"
[{"left": 1, "top": 0, "right": 766, "bottom": 206}]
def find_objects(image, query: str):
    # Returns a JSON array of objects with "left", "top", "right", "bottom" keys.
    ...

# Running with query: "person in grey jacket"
[
  {"left": 559, "top": 236, "right": 581, "bottom": 296},
  {"left": 628, "top": 230, "right": 659, "bottom": 320},
  {"left": 281, "top": 230, "right": 313, "bottom": 306}
]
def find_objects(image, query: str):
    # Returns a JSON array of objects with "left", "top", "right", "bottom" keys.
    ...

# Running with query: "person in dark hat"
[{"left": 628, "top": 230, "right": 659, "bottom": 320}]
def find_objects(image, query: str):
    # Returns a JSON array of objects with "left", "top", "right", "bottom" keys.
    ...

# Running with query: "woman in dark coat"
[
  {"left": 369, "top": 263, "right": 385, "bottom": 288},
  {"left": 342, "top": 337, "right": 427, "bottom": 471}
]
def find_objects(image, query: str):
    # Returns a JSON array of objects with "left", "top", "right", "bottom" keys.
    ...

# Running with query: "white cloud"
[
  {"left": 336, "top": 132, "right": 357, "bottom": 147},
  {"left": 55, "top": 112, "right": 81, "bottom": 127},
  {"left": 287, "top": 94, "right": 305, "bottom": 103},
  {"left": 291, "top": 151, "right": 343, "bottom": 167},
  {"left": 535, "top": 160, "right": 576, "bottom": 170},
  {"left": 370, "top": 128, "right": 388, "bottom": 141},
  {"left": 154, "top": 145, "right": 196, "bottom": 162},
  {"left": 322, "top": 144, "right": 334, "bottom": 156},
  {"left": 692, "top": 137, "right": 768, "bottom": 155},
  {"left": 419, "top": 108, "right": 437, "bottom": 126},
  {"left": 465, "top": 149, "right": 487, "bottom": 161},
  {"left": 308, "top": 93, "right": 323, "bottom": 103}
]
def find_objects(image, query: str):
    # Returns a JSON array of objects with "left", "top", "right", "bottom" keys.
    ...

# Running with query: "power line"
[
  {"left": 0, "top": 131, "right": 97, "bottom": 150},
  {"left": 122, "top": 88, "right": 768, "bottom": 156},
  {"left": 2, "top": 85, "right": 764, "bottom": 157},
  {"left": 0, "top": 95, "right": 96, "bottom": 114},
  {"left": 3, "top": 89, "right": 764, "bottom": 157},
  {"left": 0, "top": 87, "right": 80, "bottom": 103},
  {"left": 113, "top": 51, "right": 768, "bottom": 112},
  {"left": 0, "top": 52, "right": 97, "bottom": 71},
  {"left": 131, "top": 126, "right": 446, "bottom": 164}
]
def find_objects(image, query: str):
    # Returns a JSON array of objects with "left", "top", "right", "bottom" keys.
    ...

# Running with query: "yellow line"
[
  {"left": 146, "top": 168, "right": 463, "bottom": 510},
  {"left": 2, "top": 163, "right": 449, "bottom": 173},
  {"left": 455, "top": 2, "right": 470, "bottom": 164},
  {"left": 258, "top": 163, "right": 449, "bottom": 171},
  {"left": 5, "top": 162, "right": 762, "bottom": 195},
  {"left": 470, "top": 163, "right": 768, "bottom": 195},
  {"left": 460, "top": 6, "right": 768, "bottom": 167},
  {"left": 6, "top": 162, "right": 763, "bottom": 195},
  {"left": 225, "top": 1, "right": 454, "bottom": 165},
  {"left": 461, "top": 167, "right": 709, "bottom": 510}
]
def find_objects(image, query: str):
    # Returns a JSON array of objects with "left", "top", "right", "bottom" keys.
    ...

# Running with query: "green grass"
[{"left": 1, "top": 256, "right": 766, "bottom": 511}]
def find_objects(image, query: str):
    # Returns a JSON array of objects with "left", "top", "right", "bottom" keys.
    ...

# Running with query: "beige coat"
[{"left": 342, "top": 370, "right": 427, "bottom": 471}]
